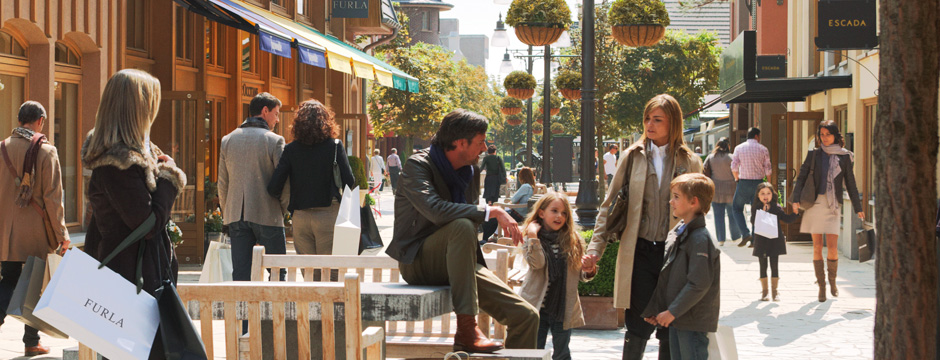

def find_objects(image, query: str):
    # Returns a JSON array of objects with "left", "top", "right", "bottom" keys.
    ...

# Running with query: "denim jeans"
[
  {"left": 537, "top": 309, "right": 572, "bottom": 360},
  {"left": 668, "top": 328, "right": 709, "bottom": 360},
  {"left": 710, "top": 203, "right": 741, "bottom": 243},
  {"left": 731, "top": 179, "right": 762, "bottom": 239},
  {"left": 0, "top": 262, "right": 41, "bottom": 347},
  {"left": 229, "top": 221, "right": 287, "bottom": 282}
]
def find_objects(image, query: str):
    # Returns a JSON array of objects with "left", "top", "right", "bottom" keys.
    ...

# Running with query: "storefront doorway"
[{"left": 772, "top": 111, "right": 823, "bottom": 242}]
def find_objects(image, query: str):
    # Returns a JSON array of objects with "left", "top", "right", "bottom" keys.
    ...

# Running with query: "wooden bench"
[
  {"left": 482, "top": 242, "right": 527, "bottom": 289},
  {"left": 77, "top": 274, "right": 383, "bottom": 360},
  {"left": 250, "top": 246, "right": 512, "bottom": 359}
]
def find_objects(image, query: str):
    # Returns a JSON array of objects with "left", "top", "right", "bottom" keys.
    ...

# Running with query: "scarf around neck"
[
  {"left": 429, "top": 145, "right": 474, "bottom": 204},
  {"left": 239, "top": 117, "right": 270, "bottom": 130},
  {"left": 538, "top": 226, "right": 568, "bottom": 322},
  {"left": 821, "top": 144, "right": 854, "bottom": 215}
]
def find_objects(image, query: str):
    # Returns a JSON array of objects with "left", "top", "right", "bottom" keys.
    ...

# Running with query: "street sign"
[{"left": 815, "top": 0, "right": 878, "bottom": 50}]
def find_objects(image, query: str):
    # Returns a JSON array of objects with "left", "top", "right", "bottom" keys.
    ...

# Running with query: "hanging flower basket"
[
  {"left": 500, "top": 97, "right": 524, "bottom": 115},
  {"left": 554, "top": 71, "right": 582, "bottom": 100},
  {"left": 559, "top": 88, "right": 581, "bottom": 100},
  {"left": 532, "top": 124, "right": 544, "bottom": 135},
  {"left": 506, "top": 115, "right": 524, "bottom": 126},
  {"left": 514, "top": 24, "right": 566, "bottom": 46},
  {"left": 504, "top": 71, "right": 537, "bottom": 100},
  {"left": 538, "top": 108, "right": 561, "bottom": 116},
  {"left": 507, "top": 88, "right": 536, "bottom": 100},
  {"left": 612, "top": 24, "right": 666, "bottom": 47},
  {"left": 551, "top": 123, "right": 564, "bottom": 134},
  {"left": 501, "top": 107, "right": 523, "bottom": 115}
]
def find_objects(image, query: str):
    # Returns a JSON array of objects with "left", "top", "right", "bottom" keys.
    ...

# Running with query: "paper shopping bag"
[
  {"left": 707, "top": 325, "right": 738, "bottom": 360},
  {"left": 34, "top": 249, "right": 160, "bottom": 360},
  {"left": 199, "top": 241, "right": 233, "bottom": 283},
  {"left": 7, "top": 256, "right": 68, "bottom": 338},
  {"left": 333, "top": 185, "right": 362, "bottom": 255},
  {"left": 754, "top": 209, "right": 779, "bottom": 239},
  {"left": 42, "top": 253, "right": 62, "bottom": 290}
]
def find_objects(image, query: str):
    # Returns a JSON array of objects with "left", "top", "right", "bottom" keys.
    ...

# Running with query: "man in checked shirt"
[{"left": 730, "top": 127, "right": 772, "bottom": 247}]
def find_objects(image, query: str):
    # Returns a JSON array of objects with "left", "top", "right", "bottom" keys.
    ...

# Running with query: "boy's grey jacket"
[{"left": 641, "top": 215, "right": 721, "bottom": 333}]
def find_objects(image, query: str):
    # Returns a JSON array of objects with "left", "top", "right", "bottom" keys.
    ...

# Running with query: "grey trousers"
[
  {"left": 400, "top": 219, "right": 539, "bottom": 349},
  {"left": 292, "top": 201, "right": 341, "bottom": 255}
]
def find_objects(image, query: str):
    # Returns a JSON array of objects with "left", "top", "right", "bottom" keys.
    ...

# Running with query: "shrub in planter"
[
  {"left": 609, "top": 0, "right": 671, "bottom": 47},
  {"left": 578, "top": 230, "right": 619, "bottom": 297},
  {"left": 550, "top": 123, "right": 565, "bottom": 134},
  {"left": 537, "top": 94, "right": 562, "bottom": 116},
  {"left": 500, "top": 96, "right": 525, "bottom": 115},
  {"left": 347, "top": 156, "right": 370, "bottom": 189},
  {"left": 506, "top": 114, "right": 525, "bottom": 126},
  {"left": 554, "top": 71, "right": 582, "bottom": 100},
  {"left": 504, "top": 71, "right": 537, "bottom": 99},
  {"left": 506, "top": 0, "right": 573, "bottom": 46}
]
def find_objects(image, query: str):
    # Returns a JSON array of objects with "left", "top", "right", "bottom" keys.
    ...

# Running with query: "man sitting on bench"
[{"left": 386, "top": 109, "right": 538, "bottom": 353}]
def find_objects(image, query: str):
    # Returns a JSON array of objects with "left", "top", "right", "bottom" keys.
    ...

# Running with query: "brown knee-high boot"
[
  {"left": 759, "top": 278, "right": 769, "bottom": 301},
  {"left": 771, "top": 277, "right": 780, "bottom": 301},
  {"left": 827, "top": 259, "right": 839, "bottom": 297},
  {"left": 813, "top": 260, "right": 826, "bottom": 302}
]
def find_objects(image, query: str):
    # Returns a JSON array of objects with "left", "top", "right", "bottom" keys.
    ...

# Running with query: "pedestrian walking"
[
  {"left": 703, "top": 137, "right": 740, "bottom": 246},
  {"left": 387, "top": 148, "right": 402, "bottom": 194},
  {"left": 584, "top": 94, "right": 703, "bottom": 360},
  {"left": 81, "top": 69, "right": 185, "bottom": 359},
  {"left": 267, "top": 99, "right": 357, "bottom": 263},
  {"left": 519, "top": 191, "right": 596, "bottom": 360},
  {"left": 731, "top": 127, "right": 773, "bottom": 247},
  {"left": 641, "top": 173, "right": 720, "bottom": 360},
  {"left": 481, "top": 145, "right": 506, "bottom": 242},
  {"left": 750, "top": 183, "right": 799, "bottom": 301},
  {"left": 604, "top": 144, "right": 618, "bottom": 187},
  {"left": 790, "top": 120, "right": 863, "bottom": 302},
  {"left": 370, "top": 149, "right": 386, "bottom": 191},
  {"left": 219, "top": 92, "right": 289, "bottom": 283},
  {"left": 0, "top": 101, "right": 71, "bottom": 357}
]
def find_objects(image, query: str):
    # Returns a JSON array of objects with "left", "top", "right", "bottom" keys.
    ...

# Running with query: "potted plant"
[
  {"left": 204, "top": 209, "right": 223, "bottom": 244},
  {"left": 554, "top": 70, "right": 582, "bottom": 100},
  {"left": 537, "top": 94, "right": 562, "bottom": 116},
  {"left": 500, "top": 96, "right": 524, "bottom": 115},
  {"left": 167, "top": 220, "right": 183, "bottom": 249},
  {"left": 504, "top": 71, "right": 537, "bottom": 100},
  {"left": 609, "top": 0, "right": 671, "bottom": 47},
  {"left": 550, "top": 123, "right": 565, "bottom": 134},
  {"left": 577, "top": 230, "right": 624, "bottom": 330},
  {"left": 506, "top": 113, "right": 525, "bottom": 126},
  {"left": 506, "top": 0, "right": 573, "bottom": 46},
  {"left": 348, "top": 155, "right": 372, "bottom": 203}
]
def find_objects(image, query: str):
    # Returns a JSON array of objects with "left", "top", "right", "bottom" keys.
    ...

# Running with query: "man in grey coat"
[
  {"left": 386, "top": 110, "right": 538, "bottom": 353},
  {"left": 219, "top": 92, "right": 289, "bottom": 282}
]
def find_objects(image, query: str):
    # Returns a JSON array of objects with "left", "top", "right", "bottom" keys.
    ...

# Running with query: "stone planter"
[
  {"left": 578, "top": 296, "right": 622, "bottom": 330},
  {"left": 507, "top": 88, "right": 535, "bottom": 100},
  {"left": 612, "top": 24, "right": 666, "bottom": 47},
  {"left": 514, "top": 24, "right": 565, "bottom": 46},
  {"left": 501, "top": 107, "right": 523, "bottom": 115},
  {"left": 559, "top": 88, "right": 581, "bottom": 100}
]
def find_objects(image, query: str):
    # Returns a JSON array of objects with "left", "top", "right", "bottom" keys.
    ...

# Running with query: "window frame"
[
  {"left": 240, "top": 32, "right": 261, "bottom": 76},
  {"left": 205, "top": 19, "right": 227, "bottom": 70},
  {"left": 175, "top": 5, "right": 195, "bottom": 63},
  {"left": 126, "top": 0, "right": 150, "bottom": 52}
]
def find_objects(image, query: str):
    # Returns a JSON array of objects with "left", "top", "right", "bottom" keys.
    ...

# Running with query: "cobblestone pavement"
[{"left": 0, "top": 188, "right": 875, "bottom": 359}]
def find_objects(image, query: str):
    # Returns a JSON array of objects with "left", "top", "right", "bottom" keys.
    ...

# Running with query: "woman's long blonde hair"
[
  {"left": 636, "top": 94, "right": 692, "bottom": 154},
  {"left": 522, "top": 191, "right": 583, "bottom": 270},
  {"left": 84, "top": 69, "right": 162, "bottom": 159}
]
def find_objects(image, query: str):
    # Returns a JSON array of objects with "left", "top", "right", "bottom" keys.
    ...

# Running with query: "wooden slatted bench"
[{"left": 249, "top": 246, "right": 513, "bottom": 359}]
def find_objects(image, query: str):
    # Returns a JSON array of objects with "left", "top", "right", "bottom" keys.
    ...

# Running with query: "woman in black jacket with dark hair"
[
  {"left": 268, "top": 99, "right": 356, "bottom": 258},
  {"left": 750, "top": 182, "right": 799, "bottom": 302}
]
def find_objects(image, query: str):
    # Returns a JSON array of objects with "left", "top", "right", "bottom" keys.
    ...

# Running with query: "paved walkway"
[{"left": 0, "top": 188, "right": 875, "bottom": 359}]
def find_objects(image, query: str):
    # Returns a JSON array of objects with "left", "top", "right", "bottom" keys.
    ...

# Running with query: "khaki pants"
[
  {"left": 292, "top": 201, "right": 340, "bottom": 255},
  {"left": 400, "top": 219, "right": 539, "bottom": 349}
]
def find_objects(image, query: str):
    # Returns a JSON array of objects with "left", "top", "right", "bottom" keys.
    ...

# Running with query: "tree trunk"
[{"left": 874, "top": 1, "right": 939, "bottom": 359}]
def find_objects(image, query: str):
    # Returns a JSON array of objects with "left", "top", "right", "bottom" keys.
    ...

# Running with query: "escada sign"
[
  {"left": 815, "top": 0, "right": 877, "bottom": 50},
  {"left": 333, "top": 0, "right": 369, "bottom": 19}
]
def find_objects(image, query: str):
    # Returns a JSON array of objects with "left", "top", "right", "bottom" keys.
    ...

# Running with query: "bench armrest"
[
  {"left": 362, "top": 326, "right": 385, "bottom": 348},
  {"left": 482, "top": 243, "right": 517, "bottom": 254}
]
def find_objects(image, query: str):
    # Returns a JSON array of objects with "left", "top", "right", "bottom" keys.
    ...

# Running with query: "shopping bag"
[
  {"left": 333, "top": 185, "right": 361, "bottom": 255},
  {"left": 42, "top": 253, "right": 62, "bottom": 290},
  {"left": 707, "top": 325, "right": 738, "bottom": 360},
  {"left": 155, "top": 278, "right": 208, "bottom": 359},
  {"left": 199, "top": 241, "right": 233, "bottom": 283},
  {"left": 857, "top": 227, "right": 876, "bottom": 263},
  {"left": 34, "top": 249, "right": 160, "bottom": 360},
  {"left": 358, "top": 204, "right": 384, "bottom": 255},
  {"left": 754, "top": 209, "right": 779, "bottom": 239},
  {"left": 6, "top": 256, "right": 68, "bottom": 338}
]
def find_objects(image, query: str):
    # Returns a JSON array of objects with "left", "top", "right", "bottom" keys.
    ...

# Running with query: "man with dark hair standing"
[
  {"left": 0, "top": 101, "right": 70, "bottom": 356},
  {"left": 730, "top": 127, "right": 772, "bottom": 247},
  {"left": 386, "top": 109, "right": 538, "bottom": 353},
  {"left": 219, "top": 92, "right": 289, "bottom": 282}
]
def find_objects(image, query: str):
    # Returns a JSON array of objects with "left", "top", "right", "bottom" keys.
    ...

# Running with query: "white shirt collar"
[{"left": 648, "top": 142, "right": 668, "bottom": 157}]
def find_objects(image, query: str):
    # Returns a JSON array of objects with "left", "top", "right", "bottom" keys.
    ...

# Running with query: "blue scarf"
[{"left": 429, "top": 145, "right": 474, "bottom": 204}]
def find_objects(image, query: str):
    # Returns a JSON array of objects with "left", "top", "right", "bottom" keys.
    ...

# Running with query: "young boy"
[{"left": 641, "top": 173, "right": 721, "bottom": 360}]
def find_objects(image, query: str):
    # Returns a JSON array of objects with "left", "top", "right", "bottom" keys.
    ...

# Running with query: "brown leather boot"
[
  {"left": 814, "top": 260, "right": 826, "bottom": 302},
  {"left": 759, "top": 278, "right": 769, "bottom": 301},
  {"left": 25, "top": 343, "right": 50, "bottom": 356},
  {"left": 827, "top": 259, "right": 839, "bottom": 297},
  {"left": 454, "top": 314, "right": 504, "bottom": 353},
  {"left": 771, "top": 277, "right": 780, "bottom": 301}
]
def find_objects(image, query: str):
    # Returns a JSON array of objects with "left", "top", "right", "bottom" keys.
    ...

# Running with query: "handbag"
[
  {"left": 358, "top": 204, "right": 384, "bottom": 255},
  {"left": 602, "top": 152, "right": 635, "bottom": 242},
  {"left": 857, "top": 227, "right": 876, "bottom": 263},
  {"left": 155, "top": 230, "right": 209, "bottom": 360},
  {"left": 754, "top": 209, "right": 779, "bottom": 239},
  {"left": 798, "top": 149, "right": 818, "bottom": 211},
  {"left": 333, "top": 139, "right": 344, "bottom": 194}
]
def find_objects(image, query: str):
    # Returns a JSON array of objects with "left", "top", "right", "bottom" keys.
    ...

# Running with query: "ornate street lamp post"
[{"left": 575, "top": 0, "right": 599, "bottom": 227}]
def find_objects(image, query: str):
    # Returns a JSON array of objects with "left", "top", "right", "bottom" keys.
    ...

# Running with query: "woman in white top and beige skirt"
[{"left": 790, "top": 120, "right": 864, "bottom": 302}]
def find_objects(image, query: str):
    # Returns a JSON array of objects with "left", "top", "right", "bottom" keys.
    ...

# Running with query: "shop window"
[
  {"left": 175, "top": 6, "right": 194, "bottom": 61},
  {"left": 0, "top": 31, "right": 26, "bottom": 58},
  {"left": 297, "top": 0, "right": 305, "bottom": 15},
  {"left": 241, "top": 33, "right": 259, "bottom": 74},
  {"left": 127, "top": 0, "right": 149, "bottom": 51},
  {"left": 54, "top": 81, "right": 80, "bottom": 224},
  {"left": 421, "top": 12, "right": 430, "bottom": 31},
  {"left": 0, "top": 74, "right": 25, "bottom": 136},
  {"left": 54, "top": 43, "right": 81, "bottom": 66},
  {"left": 206, "top": 20, "right": 226, "bottom": 68},
  {"left": 272, "top": 55, "right": 288, "bottom": 80}
]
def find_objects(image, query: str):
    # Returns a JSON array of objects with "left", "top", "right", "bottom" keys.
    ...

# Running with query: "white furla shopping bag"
[
  {"left": 754, "top": 209, "right": 779, "bottom": 239},
  {"left": 333, "top": 185, "right": 362, "bottom": 255},
  {"left": 34, "top": 249, "right": 160, "bottom": 360}
]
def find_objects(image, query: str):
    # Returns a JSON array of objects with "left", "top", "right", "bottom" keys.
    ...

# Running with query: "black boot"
[
  {"left": 622, "top": 333, "right": 648, "bottom": 360},
  {"left": 658, "top": 337, "right": 671, "bottom": 360}
]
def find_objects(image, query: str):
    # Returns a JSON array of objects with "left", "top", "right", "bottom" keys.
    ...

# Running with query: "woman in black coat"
[{"left": 750, "top": 182, "right": 798, "bottom": 302}]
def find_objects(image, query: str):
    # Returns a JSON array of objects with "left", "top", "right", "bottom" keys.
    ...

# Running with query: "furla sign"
[
  {"left": 815, "top": 0, "right": 877, "bottom": 50},
  {"left": 333, "top": 0, "right": 369, "bottom": 19}
]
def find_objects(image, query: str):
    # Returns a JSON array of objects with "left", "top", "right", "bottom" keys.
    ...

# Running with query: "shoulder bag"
[
  {"left": 602, "top": 150, "right": 636, "bottom": 243},
  {"left": 798, "top": 149, "right": 818, "bottom": 210},
  {"left": 333, "top": 139, "right": 344, "bottom": 193}
]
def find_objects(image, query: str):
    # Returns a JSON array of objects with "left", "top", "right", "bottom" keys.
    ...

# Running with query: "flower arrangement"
[
  {"left": 506, "top": 0, "right": 573, "bottom": 28},
  {"left": 609, "top": 0, "right": 671, "bottom": 26},
  {"left": 504, "top": 71, "right": 537, "bottom": 90},
  {"left": 167, "top": 220, "right": 183, "bottom": 247},
  {"left": 506, "top": 114, "right": 525, "bottom": 126},
  {"left": 205, "top": 209, "right": 223, "bottom": 233},
  {"left": 554, "top": 71, "right": 581, "bottom": 90},
  {"left": 500, "top": 96, "right": 524, "bottom": 109}
]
